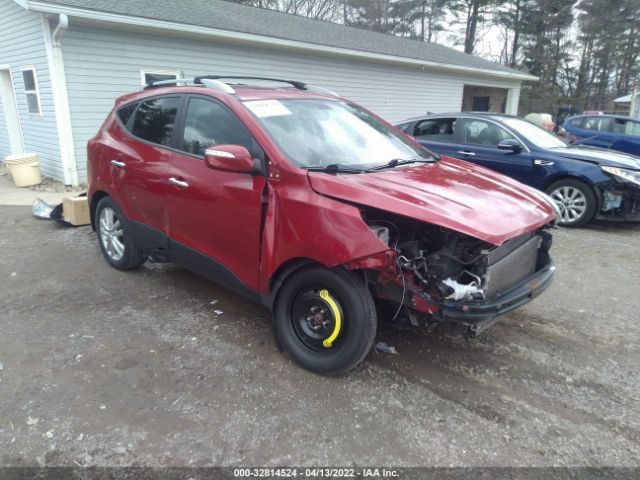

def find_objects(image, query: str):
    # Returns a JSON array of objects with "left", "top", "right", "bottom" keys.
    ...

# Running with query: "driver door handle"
[
  {"left": 168, "top": 177, "right": 189, "bottom": 188},
  {"left": 111, "top": 160, "right": 126, "bottom": 168},
  {"left": 457, "top": 150, "right": 475, "bottom": 156}
]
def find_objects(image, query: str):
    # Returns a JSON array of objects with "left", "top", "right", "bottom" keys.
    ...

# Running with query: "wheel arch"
[
  {"left": 267, "top": 257, "right": 322, "bottom": 310},
  {"left": 541, "top": 174, "right": 602, "bottom": 208},
  {"left": 89, "top": 190, "right": 110, "bottom": 231}
]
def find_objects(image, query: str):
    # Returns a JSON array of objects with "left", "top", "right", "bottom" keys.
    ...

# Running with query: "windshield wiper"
[
  {"left": 306, "top": 163, "right": 364, "bottom": 174},
  {"left": 366, "top": 157, "right": 436, "bottom": 171}
]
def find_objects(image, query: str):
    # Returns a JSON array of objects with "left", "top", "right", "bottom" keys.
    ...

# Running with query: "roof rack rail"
[
  {"left": 143, "top": 76, "right": 338, "bottom": 97},
  {"left": 144, "top": 78, "right": 192, "bottom": 89},
  {"left": 306, "top": 85, "right": 339, "bottom": 97},
  {"left": 194, "top": 75, "right": 308, "bottom": 90}
]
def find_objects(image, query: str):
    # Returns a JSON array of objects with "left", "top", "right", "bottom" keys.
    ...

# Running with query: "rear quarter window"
[{"left": 117, "top": 103, "right": 137, "bottom": 126}]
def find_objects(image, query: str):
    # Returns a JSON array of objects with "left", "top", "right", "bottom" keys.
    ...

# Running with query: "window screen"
[
  {"left": 181, "top": 98, "right": 252, "bottom": 156},
  {"left": 131, "top": 97, "right": 180, "bottom": 146}
]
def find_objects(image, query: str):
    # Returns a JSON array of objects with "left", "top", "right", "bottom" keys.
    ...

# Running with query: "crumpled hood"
[
  {"left": 308, "top": 156, "right": 554, "bottom": 246},
  {"left": 552, "top": 147, "right": 640, "bottom": 169}
]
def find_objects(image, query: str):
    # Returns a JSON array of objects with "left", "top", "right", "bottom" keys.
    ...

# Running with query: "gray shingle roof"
[{"left": 35, "top": 0, "right": 534, "bottom": 79}]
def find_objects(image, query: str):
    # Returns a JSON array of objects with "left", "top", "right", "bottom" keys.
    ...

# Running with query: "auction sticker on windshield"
[{"left": 244, "top": 99, "right": 292, "bottom": 118}]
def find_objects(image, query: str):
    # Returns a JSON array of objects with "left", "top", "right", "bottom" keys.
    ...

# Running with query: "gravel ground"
[{"left": 0, "top": 206, "right": 639, "bottom": 468}]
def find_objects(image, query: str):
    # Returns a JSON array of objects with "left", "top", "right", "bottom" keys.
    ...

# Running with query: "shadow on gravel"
[{"left": 583, "top": 219, "right": 640, "bottom": 233}]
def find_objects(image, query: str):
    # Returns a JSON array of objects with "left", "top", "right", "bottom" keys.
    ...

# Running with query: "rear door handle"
[
  {"left": 111, "top": 160, "right": 126, "bottom": 168},
  {"left": 457, "top": 150, "right": 475, "bottom": 156},
  {"left": 168, "top": 177, "right": 189, "bottom": 188}
]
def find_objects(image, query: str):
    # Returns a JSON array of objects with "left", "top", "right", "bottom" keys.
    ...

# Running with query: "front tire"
[
  {"left": 273, "top": 267, "right": 377, "bottom": 375},
  {"left": 95, "top": 197, "right": 146, "bottom": 270},
  {"left": 546, "top": 179, "right": 597, "bottom": 227}
]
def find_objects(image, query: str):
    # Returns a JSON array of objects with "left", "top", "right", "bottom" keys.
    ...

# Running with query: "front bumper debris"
[
  {"left": 596, "top": 185, "right": 640, "bottom": 221},
  {"left": 441, "top": 262, "right": 555, "bottom": 337}
]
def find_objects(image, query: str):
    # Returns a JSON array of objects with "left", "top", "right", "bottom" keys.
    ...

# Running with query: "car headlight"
[{"left": 601, "top": 166, "right": 640, "bottom": 187}]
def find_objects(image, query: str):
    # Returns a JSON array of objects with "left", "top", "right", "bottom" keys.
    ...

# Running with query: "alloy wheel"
[
  {"left": 99, "top": 207, "right": 125, "bottom": 261},
  {"left": 550, "top": 186, "right": 587, "bottom": 224}
]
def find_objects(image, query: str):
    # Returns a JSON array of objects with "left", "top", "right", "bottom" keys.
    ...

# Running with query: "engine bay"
[{"left": 361, "top": 209, "right": 553, "bottom": 320}]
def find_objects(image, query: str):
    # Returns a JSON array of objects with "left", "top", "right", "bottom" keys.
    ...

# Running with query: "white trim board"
[
  {"left": 41, "top": 14, "right": 79, "bottom": 185},
  {"left": 0, "top": 65, "right": 26, "bottom": 154}
]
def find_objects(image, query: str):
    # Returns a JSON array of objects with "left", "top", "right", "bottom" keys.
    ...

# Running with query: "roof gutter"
[{"left": 25, "top": 1, "right": 538, "bottom": 82}]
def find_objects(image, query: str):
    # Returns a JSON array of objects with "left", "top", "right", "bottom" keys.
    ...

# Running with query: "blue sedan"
[
  {"left": 395, "top": 113, "right": 640, "bottom": 227},
  {"left": 563, "top": 114, "right": 640, "bottom": 157}
]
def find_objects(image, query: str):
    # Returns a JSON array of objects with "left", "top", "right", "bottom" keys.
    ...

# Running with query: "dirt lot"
[{"left": 1, "top": 205, "right": 639, "bottom": 468}]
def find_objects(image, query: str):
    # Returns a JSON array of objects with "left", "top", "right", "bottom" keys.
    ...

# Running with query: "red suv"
[{"left": 88, "top": 76, "right": 557, "bottom": 375}]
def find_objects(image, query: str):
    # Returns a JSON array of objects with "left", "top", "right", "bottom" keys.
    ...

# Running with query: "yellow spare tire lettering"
[{"left": 320, "top": 289, "right": 342, "bottom": 348}]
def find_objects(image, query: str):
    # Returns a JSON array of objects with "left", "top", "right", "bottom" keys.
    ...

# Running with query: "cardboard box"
[{"left": 63, "top": 196, "right": 91, "bottom": 226}]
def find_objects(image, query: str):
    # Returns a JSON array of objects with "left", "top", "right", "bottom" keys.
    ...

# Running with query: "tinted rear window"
[
  {"left": 131, "top": 97, "right": 181, "bottom": 146},
  {"left": 117, "top": 103, "right": 137, "bottom": 126}
]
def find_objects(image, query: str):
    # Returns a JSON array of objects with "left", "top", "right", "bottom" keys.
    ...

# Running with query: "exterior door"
[
  {"left": 111, "top": 95, "right": 181, "bottom": 236},
  {"left": 455, "top": 118, "right": 533, "bottom": 184},
  {"left": 0, "top": 67, "right": 24, "bottom": 154},
  {"left": 167, "top": 95, "right": 266, "bottom": 292}
]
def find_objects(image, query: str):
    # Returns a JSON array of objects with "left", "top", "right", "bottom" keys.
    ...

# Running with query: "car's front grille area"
[{"left": 484, "top": 234, "right": 542, "bottom": 301}]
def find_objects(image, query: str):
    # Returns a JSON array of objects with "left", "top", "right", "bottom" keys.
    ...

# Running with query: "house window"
[
  {"left": 140, "top": 70, "right": 181, "bottom": 87},
  {"left": 21, "top": 67, "right": 41, "bottom": 115}
]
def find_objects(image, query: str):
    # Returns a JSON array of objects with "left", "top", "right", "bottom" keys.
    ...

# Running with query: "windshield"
[
  {"left": 243, "top": 99, "right": 431, "bottom": 169},
  {"left": 503, "top": 118, "right": 567, "bottom": 149}
]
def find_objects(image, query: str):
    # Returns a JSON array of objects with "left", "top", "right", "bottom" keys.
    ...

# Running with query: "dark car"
[
  {"left": 87, "top": 76, "right": 557, "bottom": 375},
  {"left": 563, "top": 114, "right": 640, "bottom": 157},
  {"left": 396, "top": 113, "right": 640, "bottom": 227}
]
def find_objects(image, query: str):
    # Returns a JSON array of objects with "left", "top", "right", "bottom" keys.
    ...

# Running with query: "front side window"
[
  {"left": 462, "top": 119, "right": 515, "bottom": 146},
  {"left": 414, "top": 118, "right": 457, "bottom": 142},
  {"left": 245, "top": 99, "right": 430, "bottom": 169},
  {"left": 181, "top": 97, "right": 253, "bottom": 157},
  {"left": 502, "top": 118, "right": 566, "bottom": 149},
  {"left": 131, "top": 97, "right": 180, "bottom": 146},
  {"left": 21, "top": 68, "right": 41, "bottom": 115}
]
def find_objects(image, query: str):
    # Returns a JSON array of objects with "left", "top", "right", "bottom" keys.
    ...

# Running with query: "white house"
[{"left": 0, "top": 0, "right": 536, "bottom": 185}]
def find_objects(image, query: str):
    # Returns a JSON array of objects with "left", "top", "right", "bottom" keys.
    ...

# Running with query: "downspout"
[{"left": 46, "top": 13, "right": 79, "bottom": 186}]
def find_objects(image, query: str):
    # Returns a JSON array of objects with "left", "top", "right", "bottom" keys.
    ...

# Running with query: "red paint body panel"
[
  {"left": 167, "top": 150, "right": 266, "bottom": 291},
  {"left": 259, "top": 168, "right": 389, "bottom": 293},
  {"left": 90, "top": 112, "right": 171, "bottom": 235},
  {"left": 89, "top": 84, "right": 554, "bottom": 301},
  {"left": 308, "top": 157, "right": 554, "bottom": 246}
]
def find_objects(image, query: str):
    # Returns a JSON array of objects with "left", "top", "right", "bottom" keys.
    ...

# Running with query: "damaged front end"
[{"left": 356, "top": 210, "right": 555, "bottom": 338}]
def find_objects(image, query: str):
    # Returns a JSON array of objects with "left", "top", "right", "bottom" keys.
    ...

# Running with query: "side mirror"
[
  {"left": 497, "top": 138, "right": 523, "bottom": 153},
  {"left": 204, "top": 145, "right": 254, "bottom": 173}
]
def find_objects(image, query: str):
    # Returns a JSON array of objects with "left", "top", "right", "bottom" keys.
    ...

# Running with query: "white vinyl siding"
[
  {"left": 0, "top": 0, "right": 62, "bottom": 179},
  {"left": 61, "top": 23, "right": 521, "bottom": 182}
]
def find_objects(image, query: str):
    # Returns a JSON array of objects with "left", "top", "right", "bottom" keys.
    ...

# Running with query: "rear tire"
[
  {"left": 95, "top": 197, "right": 147, "bottom": 270},
  {"left": 546, "top": 179, "right": 597, "bottom": 228},
  {"left": 273, "top": 267, "right": 377, "bottom": 375}
]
